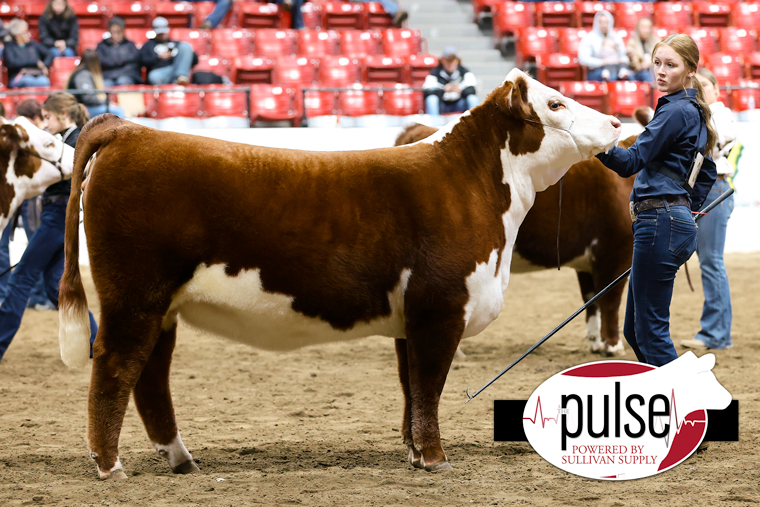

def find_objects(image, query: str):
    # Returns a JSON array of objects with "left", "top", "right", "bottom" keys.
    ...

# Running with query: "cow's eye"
[{"left": 549, "top": 100, "right": 565, "bottom": 111}]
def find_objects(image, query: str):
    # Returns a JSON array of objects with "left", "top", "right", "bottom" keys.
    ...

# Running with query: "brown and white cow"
[
  {"left": 396, "top": 124, "right": 644, "bottom": 356},
  {"left": 59, "top": 69, "right": 621, "bottom": 479},
  {"left": 0, "top": 117, "right": 76, "bottom": 230}
]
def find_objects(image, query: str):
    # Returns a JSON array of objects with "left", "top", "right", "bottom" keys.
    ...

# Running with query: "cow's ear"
[
  {"left": 507, "top": 77, "right": 532, "bottom": 119},
  {"left": 0, "top": 124, "right": 16, "bottom": 149},
  {"left": 13, "top": 124, "right": 29, "bottom": 144}
]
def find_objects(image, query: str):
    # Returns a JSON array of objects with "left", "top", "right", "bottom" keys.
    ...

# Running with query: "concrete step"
[
  {"left": 427, "top": 36, "right": 493, "bottom": 51},
  {"left": 465, "top": 61, "right": 514, "bottom": 77},
  {"left": 479, "top": 76, "right": 508, "bottom": 95},
  {"left": 408, "top": 1, "right": 463, "bottom": 14},
  {"left": 444, "top": 48, "right": 504, "bottom": 63},
  {"left": 416, "top": 24, "right": 481, "bottom": 38},
  {"left": 408, "top": 12, "right": 473, "bottom": 24}
]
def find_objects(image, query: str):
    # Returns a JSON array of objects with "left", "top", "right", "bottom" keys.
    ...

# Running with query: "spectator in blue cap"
[{"left": 423, "top": 47, "right": 479, "bottom": 116}]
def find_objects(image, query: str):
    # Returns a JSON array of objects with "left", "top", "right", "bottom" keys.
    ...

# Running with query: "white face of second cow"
[{"left": 501, "top": 69, "right": 621, "bottom": 192}]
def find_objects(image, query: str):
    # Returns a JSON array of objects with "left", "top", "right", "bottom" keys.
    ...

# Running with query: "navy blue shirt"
[
  {"left": 43, "top": 126, "right": 80, "bottom": 198},
  {"left": 596, "top": 88, "right": 717, "bottom": 210}
]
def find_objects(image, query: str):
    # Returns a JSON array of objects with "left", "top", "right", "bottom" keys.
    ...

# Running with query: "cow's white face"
[
  {"left": 501, "top": 69, "right": 621, "bottom": 192},
  {"left": 14, "top": 116, "right": 76, "bottom": 180}
]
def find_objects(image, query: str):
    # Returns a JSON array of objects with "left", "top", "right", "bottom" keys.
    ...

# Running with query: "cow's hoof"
[
  {"left": 100, "top": 469, "right": 128, "bottom": 480},
  {"left": 408, "top": 448, "right": 423, "bottom": 469},
  {"left": 425, "top": 461, "right": 453, "bottom": 472},
  {"left": 603, "top": 341, "right": 625, "bottom": 357},
  {"left": 172, "top": 460, "right": 201, "bottom": 474}
]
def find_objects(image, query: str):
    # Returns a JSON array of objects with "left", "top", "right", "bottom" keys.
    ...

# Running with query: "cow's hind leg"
[
  {"left": 577, "top": 271, "right": 603, "bottom": 353},
  {"left": 88, "top": 311, "right": 163, "bottom": 479},
  {"left": 133, "top": 319, "right": 199, "bottom": 474},
  {"left": 593, "top": 268, "right": 627, "bottom": 356},
  {"left": 395, "top": 338, "right": 422, "bottom": 468}
]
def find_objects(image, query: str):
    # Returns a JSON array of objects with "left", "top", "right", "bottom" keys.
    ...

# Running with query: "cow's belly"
[
  {"left": 170, "top": 264, "right": 410, "bottom": 351},
  {"left": 511, "top": 247, "right": 594, "bottom": 274}
]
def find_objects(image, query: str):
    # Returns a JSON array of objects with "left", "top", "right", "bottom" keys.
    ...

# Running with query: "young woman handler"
[{"left": 596, "top": 34, "right": 718, "bottom": 366}]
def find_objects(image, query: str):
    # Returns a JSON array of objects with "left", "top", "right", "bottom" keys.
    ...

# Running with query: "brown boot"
[{"left": 393, "top": 10, "right": 408, "bottom": 27}]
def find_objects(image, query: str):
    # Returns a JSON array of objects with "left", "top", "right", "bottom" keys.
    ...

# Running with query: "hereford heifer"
[
  {"left": 396, "top": 112, "right": 651, "bottom": 356},
  {"left": 0, "top": 117, "right": 76, "bottom": 230},
  {"left": 59, "top": 69, "right": 622, "bottom": 479}
]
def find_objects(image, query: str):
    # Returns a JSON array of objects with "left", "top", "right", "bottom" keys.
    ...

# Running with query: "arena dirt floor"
[{"left": 1, "top": 253, "right": 758, "bottom": 506}]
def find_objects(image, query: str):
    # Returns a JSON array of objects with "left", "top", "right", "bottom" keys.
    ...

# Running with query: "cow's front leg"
[
  {"left": 404, "top": 307, "right": 464, "bottom": 472},
  {"left": 395, "top": 338, "right": 422, "bottom": 468}
]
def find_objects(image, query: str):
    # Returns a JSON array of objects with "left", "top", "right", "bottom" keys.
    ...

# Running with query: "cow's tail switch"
[{"left": 59, "top": 114, "right": 119, "bottom": 368}]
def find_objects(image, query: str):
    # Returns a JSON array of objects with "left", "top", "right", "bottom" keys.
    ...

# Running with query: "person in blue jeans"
[
  {"left": 596, "top": 34, "right": 717, "bottom": 366},
  {"left": 139, "top": 17, "right": 198, "bottom": 86},
  {"left": 681, "top": 68, "right": 738, "bottom": 351},
  {"left": 360, "top": 0, "right": 408, "bottom": 26},
  {"left": 177, "top": 0, "right": 232, "bottom": 29},
  {"left": 0, "top": 92, "right": 98, "bottom": 363},
  {"left": 4, "top": 19, "right": 54, "bottom": 89},
  {"left": 423, "top": 47, "right": 479, "bottom": 116}
]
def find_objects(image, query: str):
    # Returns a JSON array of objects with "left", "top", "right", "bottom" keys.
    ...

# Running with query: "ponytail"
[{"left": 75, "top": 103, "right": 90, "bottom": 127}]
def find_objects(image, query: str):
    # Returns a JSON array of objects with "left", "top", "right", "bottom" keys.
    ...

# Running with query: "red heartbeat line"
[
  {"left": 656, "top": 389, "right": 707, "bottom": 447},
  {"left": 523, "top": 396, "right": 559, "bottom": 428}
]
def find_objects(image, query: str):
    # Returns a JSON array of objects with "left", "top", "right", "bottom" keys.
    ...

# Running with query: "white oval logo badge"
[{"left": 523, "top": 352, "right": 731, "bottom": 480}]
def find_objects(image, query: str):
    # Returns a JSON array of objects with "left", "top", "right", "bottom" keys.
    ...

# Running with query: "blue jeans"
[
  {"left": 694, "top": 178, "right": 734, "bottom": 349},
  {"left": 587, "top": 65, "right": 631, "bottom": 82},
  {"left": 147, "top": 42, "right": 194, "bottom": 84},
  {"left": 182, "top": 0, "right": 232, "bottom": 28},
  {"left": 87, "top": 104, "right": 126, "bottom": 118},
  {"left": 634, "top": 70, "right": 652, "bottom": 82},
  {"left": 425, "top": 94, "right": 479, "bottom": 116},
  {"left": 10, "top": 74, "right": 51, "bottom": 89},
  {"left": 50, "top": 47, "right": 77, "bottom": 57},
  {"left": 104, "top": 75, "right": 139, "bottom": 87},
  {"left": 363, "top": 0, "right": 398, "bottom": 16},
  {"left": 0, "top": 202, "right": 98, "bottom": 361},
  {"left": 276, "top": 0, "right": 305, "bottom": 29},
  {"left": 624, "top": 204, "right": 697, "bottom": 366}
]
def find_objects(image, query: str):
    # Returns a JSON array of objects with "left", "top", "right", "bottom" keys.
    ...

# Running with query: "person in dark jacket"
[
  {"left": 96, "top": 17, "right": 141, "bottom": 87},
  {"left": 39, "top": 0, "right": 79, "bottom": 57},
  {"left": 0, "top": 92, "right": 99, "bottom": 362},
  {"left": 596, "top": 34, "right": 718, "bottom": 367},
  {"left": 67, "top": 50, "right": 126, "bottom": 117},
  {"left": 4, "top": 19, "right": 53, "bottom": 88},
  {"left": 139, "top": 17, "right": 197, "bottom": 85},
  {"left": 422, "top": 47, "right": 479, "bottom": 116}
]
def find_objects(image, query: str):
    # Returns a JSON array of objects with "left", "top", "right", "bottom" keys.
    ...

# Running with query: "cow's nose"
[{"left": 610, "top": 118, "right": 622, "bottom": 130}]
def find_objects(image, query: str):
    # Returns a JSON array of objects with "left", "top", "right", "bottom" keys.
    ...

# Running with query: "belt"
[
  {"left": 40, "top": 195, "right": 69, "bottom": 208},
  {"left": 630, "top": 195, "right": 691, "bottom": 222},
  {"left": 717, "top": 174, "right": 726, "bottom": 180}
]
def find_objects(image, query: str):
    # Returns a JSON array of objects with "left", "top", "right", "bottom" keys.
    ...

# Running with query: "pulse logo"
[{"left": 523, "top": 352, "right": 731, "bottom": 480}]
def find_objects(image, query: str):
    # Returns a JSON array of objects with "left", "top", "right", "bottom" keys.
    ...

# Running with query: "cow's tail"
[{"left": 59, "top": 114, "right": 121, "bottom": 368}]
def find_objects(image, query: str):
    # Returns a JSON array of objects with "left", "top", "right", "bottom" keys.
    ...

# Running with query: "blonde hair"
[
  {"left": 43, "top": 92, "right": 90, "bottom": 128},
  {"left": 652, "top": 34, "right": 717, "bottom": 154}
]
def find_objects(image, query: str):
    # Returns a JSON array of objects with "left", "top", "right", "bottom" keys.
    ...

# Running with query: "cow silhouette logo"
[{"left": 523, "top": 352, "right": 732, "bottom": 480}]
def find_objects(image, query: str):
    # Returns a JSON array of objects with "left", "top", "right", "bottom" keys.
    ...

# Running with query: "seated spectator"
[
  {"left": 423, "top": 47, "right": 479, "bottom": 116},
  {"left": 4, "top": 19, "right": 53, "bottom": 89},
  {"left": 39, "top": 0, "right": 79, "bottom": 57},
  {"left": 175, "top": 0, "right": 232, "bottom": 29},
  {"left": 97, "top": 17, "right": 141, "bottom": 87},
  {"left": 66, "top": 50, "right": 126, "bottom": 118},
  {"left": 268, "top": 0, "right": 305, "bottom": 30},
  {"left": 626, "top": 17, "right": 659, "bottom": 82},
  {"left": 360, "top": 0, "right": 408, "bottom": 27},
  {"left": 139, "top": 17, "right": 197, "bottom": 85},
  {"left": 578, "top": 11, "right": 631, "bottom": 82}
]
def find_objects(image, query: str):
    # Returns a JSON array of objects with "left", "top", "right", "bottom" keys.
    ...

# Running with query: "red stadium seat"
[
  {"left": 747, "top": 52, "right": 760, "bottom": 79},
  {"left": 78, "top": 28, "right": 107, "bottom": 54},
  {"left": 154, "top": 2, "right": 194, "bottom": 28},
  {"left": 694, "top": 2, "right": 732, "bottom": 27},
  {"left": 195, "top": 0, "right": 236, "bottom": 28},
  {"left": 253, "top": 28, "right": 298, "bottom": 58},
  {"left": 557, "top": 27, "right": 590, "bottom": 55},
  {"left": 237, "top": 3, "right": 282, "bottom": 30},
  {"left": 382, "top": 86, "right": 424, "bottom": 115},
  {"left": 679, "top": 27, "right": 720, "bottom": 60},
  {"left": 559, "top": 81, "right": 608, "bottom": 114},
  {"left": 124, "top": 27, "right": 152, "bottom": 48},
  {"left": 536, "top": 1, "right": 576, "bottom": 28},
  {"left": 364, "top": 2, "right": 394, "bottom": 29},
  {"left": 297, "top": 29, "right": 340, "bottom": 58},
  {"left": 732, "top": 2, "right": 760, "bottom": 30},
  {"left": 406, "top": 53, "right": 438, "bottom": 85},
  {"left": 169, "top": 28, "right": 211, "bottom": 56},
  {"left": 23, "top": 4, "right": 46, "bottom": 30},
  {"left": 109, "top": 2, "right": 154, "bottom": 28},
  {"left": 340, "top": 29, "right": 382, "bottom": 57},
  {"left": 471, "top": 0, "right": 504, "bottom": 23},
  {"left": 273, "top": 55, "right": 318, "bottom": 86},
  {"left": 705, "top": 53, "right": 744, "bottom": 84},
  {"left": 49, "top": 56, "right": 80, "bottom": 89},
  {"left": 194, "top": 55, "right": 231, "bottom": 80},
  {"left": 203, "top": 84, "right": 248, "bottom": 117},
  {"left": 536, "top": 53, "right": 582, "bottom": 89},
  {"left": 72, "top": 2, "right": 109, "bottom": 29},
  {"left": 363, "top": 55, "right": 406, "bottom": 83},
  {"left": 153, "top": 86, "right": 204, "bottom": 118},
  {"left": 613, "top": 2, "right": 655, "bottom": 30},
  {"left": 653, "top": 2, "right": 693, "bottom": 29},
  {"left": 0, "top": 3, "right": 21, "bottom": 25},
  {"left": 730, "top": 84, "right": 760, "bottom": 110},
  {"left": 231, "top": 55, "right": 275, "bottom": 84},
  {"left": 249, "top": 84, "right": 300, "bottom": 125},
  {"left": 211, "top": 29, "right": 254, "bottom": 57},
  {"left": 492, "top": 2, "right": 534, "bottom": 45},
  {"left": 338, "top": 86, "right": 382, "bottom": 116},
  {"left": 607, "top": 81, "right": 650, "bottom": 117},
  {"left": 382, "top": 28, "right": 423, "bottom": 58},
  {"left": 303, "top": 89, "right": 337, "bottom": 117},
  {"left": 515, "top": 27, "right": 557, "bottom": 67},
  {"left": 577, "top": 2, "right": 615, "bottom": 28},
  {"left": 318, "top": 55, "right": 361, "bottom": 85},
  {"left": 300, "top": 2, "right": 323, "bottom": 29},
  {"left": 718, "top": 28, "right": 758, "bottom": 55},
  {"left": 323, "top": 2, "right": 364, "bottom": 30}
]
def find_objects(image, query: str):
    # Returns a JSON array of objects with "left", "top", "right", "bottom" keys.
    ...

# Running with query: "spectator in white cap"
[
  {"left": 423, "top": 46, "right": 479, "bottom": 116},
  {"left": 138, "top": 17, "right": 197, "bottom": 85}
]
